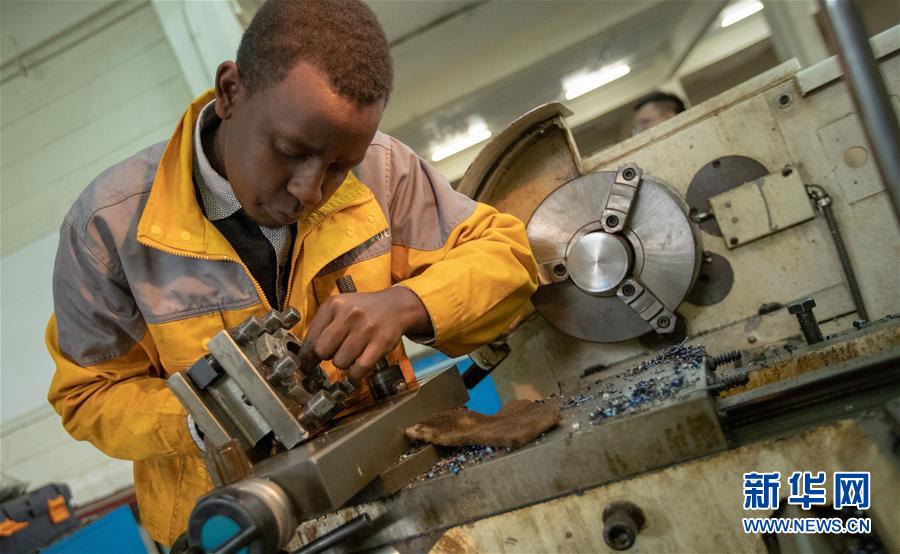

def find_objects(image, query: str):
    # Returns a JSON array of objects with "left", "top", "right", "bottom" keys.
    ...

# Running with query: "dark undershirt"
[{"left": 193, "top": 181, "right": 296, "bottom": 308}]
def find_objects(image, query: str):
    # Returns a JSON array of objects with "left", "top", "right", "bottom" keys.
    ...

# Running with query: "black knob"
[{"left": 602, "top": 501, "right": 645, "bottom": 551}]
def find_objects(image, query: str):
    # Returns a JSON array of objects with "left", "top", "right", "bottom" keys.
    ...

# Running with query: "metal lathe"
[{"left": 170, "top": 22, "right": 900, "bottom": 554}]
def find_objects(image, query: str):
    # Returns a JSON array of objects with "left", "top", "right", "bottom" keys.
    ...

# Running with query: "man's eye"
[{"left": 278, "top": 147, "right": 309, "bottom": 160}]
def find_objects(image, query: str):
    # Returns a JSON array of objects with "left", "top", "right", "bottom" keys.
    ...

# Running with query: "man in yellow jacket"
[{"left": 45, "top": 0, "right": 537, "bottom": 546}]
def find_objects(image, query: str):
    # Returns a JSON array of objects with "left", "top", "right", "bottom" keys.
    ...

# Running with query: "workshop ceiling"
[
  {"left": 386, "top": 1, "right": 691, "bottom": 157},
  {"left": 237, "top": 0, "right": 722, "bottom": 168}
]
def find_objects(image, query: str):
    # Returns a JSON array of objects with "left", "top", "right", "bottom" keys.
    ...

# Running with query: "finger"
[
  {"left": 331, "top": 328, "right": 369, "bottom": 370},
  {"left": 300, "top": 300, "right": 337, "bottom": 358},
  {"left": 347, "top": 338, "right": 396, "bottom": 380},
  {"left": 347, "top": 361, "right": 372, "bottom": 381},
  {"left": 311, "top": 319, "right": 352, "bottom": 361}
]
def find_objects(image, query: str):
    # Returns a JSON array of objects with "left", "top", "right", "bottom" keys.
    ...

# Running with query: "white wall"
[
  {"left": 0, "top": 0, "right": 193, "bottom": 505},
  {"left": 1, "top": 233, "right": 57, "bottom": 423}
]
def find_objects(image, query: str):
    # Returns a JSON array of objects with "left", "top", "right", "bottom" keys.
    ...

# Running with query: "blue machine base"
[
  {"left": 45, "top": 505, "right": 149, "bottom": 554},
  {"left": 411, "top": 353, "right": 501, "bottom": 415}
]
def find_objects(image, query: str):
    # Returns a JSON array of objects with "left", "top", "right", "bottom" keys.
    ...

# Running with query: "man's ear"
[{"left": 214, "top": 61, "right": 243, "bottom": 121}]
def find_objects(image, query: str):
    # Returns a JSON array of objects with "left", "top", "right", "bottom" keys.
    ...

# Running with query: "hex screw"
[
  {"left": 787, "top": 298, "right": 824, "bottom": 345},
  {"left": 621, "top": 283, "right": 636, "bottom": 297},
  {"left": 606, "top": 215, "right": 620, "bottom": 228},
  {"left": 553, "top": 263, "right": 567, "bottom": 277},
  {"left": 622, "top": 167, "right": 637, "bottom": 180},
  {"left": 656, "top": 316, "right": 670, "bottom": 328}
]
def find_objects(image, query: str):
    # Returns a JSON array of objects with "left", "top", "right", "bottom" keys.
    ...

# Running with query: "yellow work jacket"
[{"left": 45, "top": 92, "right": 538, "bottom": 545}]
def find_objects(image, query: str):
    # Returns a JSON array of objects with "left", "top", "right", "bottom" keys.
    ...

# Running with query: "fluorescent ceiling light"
[
  {"left": 563, "top": 63, "right": 631, "bottom": 101},
  {"left": 430, "top": 120, "right": 492, "bottom": 162},
  {"left": 719, "top": 0, "right": 763, "bottom": 28}
]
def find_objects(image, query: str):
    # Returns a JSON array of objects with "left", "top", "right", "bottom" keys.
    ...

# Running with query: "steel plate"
[{"left": 685, "top": 156, "right": 769, "bottom": 236}]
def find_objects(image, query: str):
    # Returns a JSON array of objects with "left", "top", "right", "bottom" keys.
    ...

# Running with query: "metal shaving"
[
  {"left": 418, "top": 445, "right": 499, "bottom": 481},
  {"left": 623, "top": 342, "right": 707, "bottom": 377},
  {"left": 415, "top": 343, "right": 708, "bottom": 480},
  {"left": 552, "top": 342, "right": 707, "bottom": 424},
  {"left": 587, "top": 343, "right": 706, "bottom": 424}
]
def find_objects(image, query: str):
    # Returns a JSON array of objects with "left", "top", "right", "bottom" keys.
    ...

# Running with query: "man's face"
[
  {"left": 632, "top": 102, "right": 677, "bottom": 136},
  {"left": 217, "top": 62, "right": 383, "bottom": 227}
]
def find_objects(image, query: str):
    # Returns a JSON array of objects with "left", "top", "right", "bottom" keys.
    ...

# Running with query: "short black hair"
[
  {"left": 236, "top": 0, "right": 393, "bottom": 105},
  {"left": 634, "top": 91, "right": 686, "bottom": 114}
]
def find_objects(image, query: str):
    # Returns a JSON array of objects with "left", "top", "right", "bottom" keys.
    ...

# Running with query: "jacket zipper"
[{"left": 282, "top": 196, "right": 373, "bottom": 310}]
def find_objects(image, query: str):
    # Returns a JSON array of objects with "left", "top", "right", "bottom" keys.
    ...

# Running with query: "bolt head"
[
  {"left": 234, "top": 316, "right": 264, "bottom": 343},
  {"left": 306, "top": 391, "right": 336, "bottom": 417},
  {"left": 255, "top": 333, "right": 284, "bottom": 365},
  {"left": 280, "top": 307, "right": 301, "bottom": 329},
  {"left": 271, "top": 353, "right": 300, "bottom": 381},
  {"left": 261, "top": 311, "right": 284, "bottom": 333},
  {"left": 787, "top": 298, "right": 816, "bottom": 314}
]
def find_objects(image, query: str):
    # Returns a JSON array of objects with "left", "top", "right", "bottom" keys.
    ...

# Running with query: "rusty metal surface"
[
  {"left": 292, "top": 357, "right": 726, "bottom": 551},
  {"left": 722, "top": 315, "right": 900, "bottom": 397}
]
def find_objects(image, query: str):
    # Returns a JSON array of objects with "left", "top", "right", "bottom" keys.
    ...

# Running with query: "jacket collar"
[{"left": 137, "top": 91, "right": 375, "bottom": 260}]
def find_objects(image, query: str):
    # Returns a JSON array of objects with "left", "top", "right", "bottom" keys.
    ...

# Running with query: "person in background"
[{"left": 631, "top": 91, "right": 687, "bottom": 135}]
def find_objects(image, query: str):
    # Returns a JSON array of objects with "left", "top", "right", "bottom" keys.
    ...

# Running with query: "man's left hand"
[{"left": 300, "top": 286, "right": 431, "bottom": 379}]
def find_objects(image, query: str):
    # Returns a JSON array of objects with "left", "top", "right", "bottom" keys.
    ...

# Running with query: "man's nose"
[{"left": 287, "top": 164, "right": 326, "bottom": 207}]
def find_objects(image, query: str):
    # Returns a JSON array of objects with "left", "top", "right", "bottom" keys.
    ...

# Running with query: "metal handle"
[{"left": 819, "top": 0, "right": 900, "bottom": 221}]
